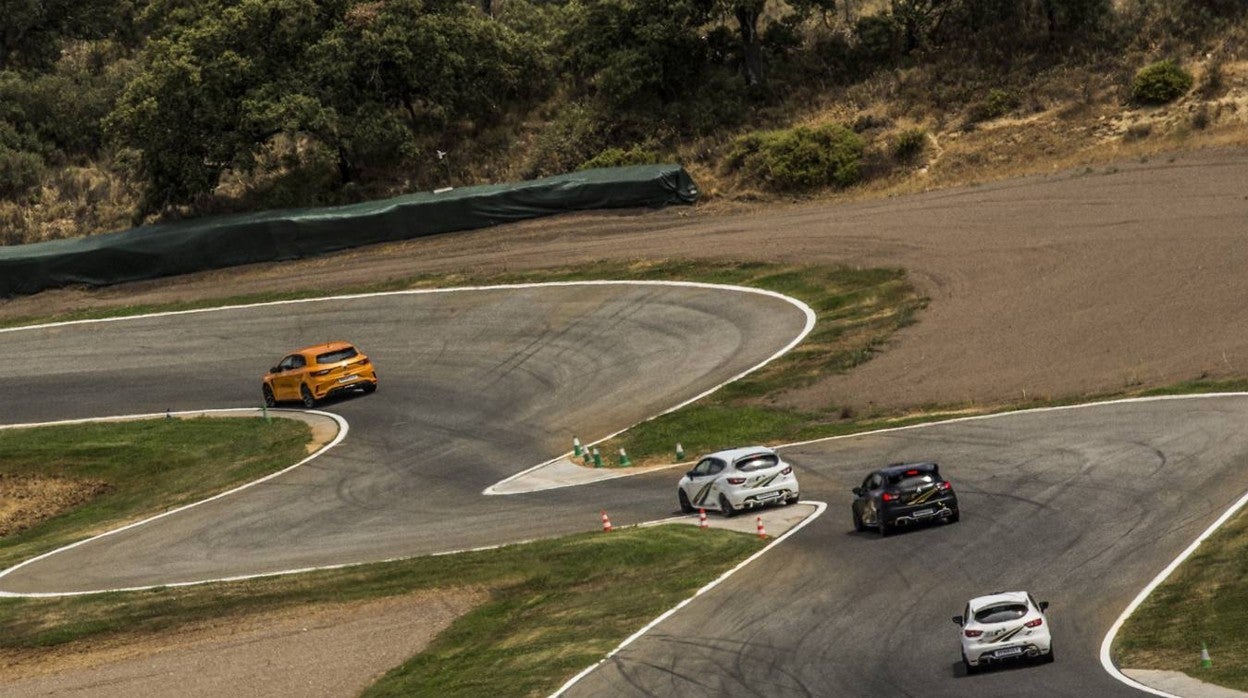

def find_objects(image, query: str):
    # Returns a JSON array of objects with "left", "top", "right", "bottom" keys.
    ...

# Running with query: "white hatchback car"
[
  {"left": 677, "top": 446, "right": 799, "bottom": 517},
  {"left": 953, "top": 591, "right": 1053, "bottom": 673}
]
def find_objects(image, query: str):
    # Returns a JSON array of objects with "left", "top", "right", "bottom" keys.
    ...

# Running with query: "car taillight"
[
  {"left": 781, "top": 467, "right": 792, "bottom": 475},
  {"left": 727, "top": 477, "right": 746, "bottom": 485},
  {"left": 1025, "top": 618, "right": 1043, "bottom": 628},
  {"left": 357, "top": 358, "right": 370, "bottom": 366},
  {"left": 938, "top": 481, "right": 952, "bottom": 491},
  {"left": 882, "top": 492, "right": 898, "bottom": 502},
  {"left": 312, "top": 369, "right": 332, "bottom": 376},
  {"left": 964, "top": 629, "right": 983, "bottom": 638}
]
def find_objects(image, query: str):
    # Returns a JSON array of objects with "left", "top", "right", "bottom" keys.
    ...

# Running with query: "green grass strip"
[
  {"left": 0, "top": 526, "right": 763, "bottom": 697},
  {"left": 0, "top": 417, "right": 310, "bottom": 570},
  {"left": 1114, "top": 504, "right": 1248, "bottom": 690}
]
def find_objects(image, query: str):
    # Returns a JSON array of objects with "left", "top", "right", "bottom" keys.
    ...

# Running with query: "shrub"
[
  {"left": 892, "top": 128, "right": 928, "bottom": 161},
  {"left": 1131, "top": 60, "right": 1193, "bottom": 105},
  {"left": 723, "top": 123, "right": 864, "bottom": 191},
  {"left": 0, "top": 147, "right": 45, "bottom": 196},
  {"left": 968, "top": 88, "right": 1019, "bottom": 123},
  {"left": 578, "top": 145, "right": 664, "bottom": 170}
]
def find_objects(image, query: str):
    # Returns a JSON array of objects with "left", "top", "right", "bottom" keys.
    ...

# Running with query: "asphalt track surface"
[
  {"left": 5, "top": 282, "right": 1248, "bottom": 697},
  {"left": 568, "top": 397, "right": 1248, "bottom": 697},
  {"left": 0, "top": 283, "right": 807, "bottom": 593}
]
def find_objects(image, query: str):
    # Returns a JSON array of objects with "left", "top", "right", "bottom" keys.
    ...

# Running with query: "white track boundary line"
[
  {"left": 549, "top": 501, "right": 828, "bottom": 698},
  {"left": 0, "top": 408, "right": 348, "bottom": 598},
  {"left": 484, "top": 284, "right": 815, "bottom": 495}
]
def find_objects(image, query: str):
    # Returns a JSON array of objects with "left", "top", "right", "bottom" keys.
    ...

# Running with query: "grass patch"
[
  {"left": 0, "top": 526, "right": 762, "bottom": 696},
  {"left": 1113, "top": 504, "right": 1248, "bottom": 690},
  {"left": 0, "top": 417, "right": 309, "bottom": 570}
]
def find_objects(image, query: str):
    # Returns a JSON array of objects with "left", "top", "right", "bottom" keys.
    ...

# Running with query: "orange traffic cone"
[
  {"left": 601, "top": 510, "right": 613, "bottom": 533},
  {"left": 756, "top": 516, "right": 767, "bottom": 539},
  {"left": 698, "top": 508, "right": 708, "bottom": 529}
]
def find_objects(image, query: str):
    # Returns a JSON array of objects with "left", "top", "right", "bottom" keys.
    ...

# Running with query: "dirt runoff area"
[{"left": 0, "top": 588, "right": 485, "bottom": 698}]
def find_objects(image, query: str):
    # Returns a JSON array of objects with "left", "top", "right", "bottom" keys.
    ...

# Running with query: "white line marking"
[
  {"left": 548, "top": 501, "right": 828, "bottom": 698},
  {"left": 484, "top": 283, "right": 816, "bottom": 495},
  {"left": 0, "top": 408, "right": 348, "bottom": 598}
]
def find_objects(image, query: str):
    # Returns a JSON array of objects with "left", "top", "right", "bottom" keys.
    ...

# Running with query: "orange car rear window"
[{"left": 315, "top": 347, "right": 358, "bottom": 364}]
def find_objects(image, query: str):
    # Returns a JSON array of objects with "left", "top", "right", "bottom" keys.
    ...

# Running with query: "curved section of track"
[
  {"left": 0, "top": 282, "right": 810, "bottom": 594},
  {"left": 564, "top": 395, "right": 1248, "bottom": 697}
]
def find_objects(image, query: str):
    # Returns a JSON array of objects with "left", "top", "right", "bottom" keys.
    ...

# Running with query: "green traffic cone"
[
  {"left": 676, "top": 442, "right": 685, "bottom": 461},
  {"left": 619, "top": 448, "right": 632, "bottom": 467},
  {"left": 573, "top": 436, "right": 582, "bottom": 457},
  {"left": 1201, "top": 643, "right": 1213, "bottom": 669},
  {"left": 592, "top": 447, "right": 603, "bottom": 468}
]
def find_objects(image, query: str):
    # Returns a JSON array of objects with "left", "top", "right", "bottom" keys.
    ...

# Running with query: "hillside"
[{"left": 2, "top": 0, "right": 1246, "bottom": 246}]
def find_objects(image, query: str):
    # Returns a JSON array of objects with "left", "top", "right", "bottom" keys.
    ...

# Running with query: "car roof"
[
  {"left": 294, "top": 341, "right": 355, "bottom": 356},
  {"left": 702, "top": 446, "right": 778, "bottom": 463},
  {"left": 968, "top": 591, "right": 1031, "bottom": 611},
  {"left": 877, "top": 461, "right": 938, "bottom": 476}
]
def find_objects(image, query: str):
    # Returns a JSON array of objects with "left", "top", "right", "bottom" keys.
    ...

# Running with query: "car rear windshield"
[
  {"left": 888, "top": 473, "right": 936, "bottom": 489},
  {"left": 973, "top": 603, "right": 1029, "bottom": 624},
  {"left": 736, "top": 454, "right": 779, "bottom": 472},
  {"left": 316, "top": 347, "right": 358, "bottom": 364}
]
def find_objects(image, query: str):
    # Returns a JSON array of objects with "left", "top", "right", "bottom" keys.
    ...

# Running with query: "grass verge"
[
  {"left": 1113, "top": 503, "right": 1248, "bottom": 690},
  {"left": 0, "top": 417, "right": 310, "bottom": 570},
  {"left": 0, "top": 526, "right": 763, "bottom": 697}
]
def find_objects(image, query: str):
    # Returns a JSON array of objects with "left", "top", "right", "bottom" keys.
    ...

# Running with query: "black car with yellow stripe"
[{"left": 851, "top": 462, "right": 959, "bottom": 536}]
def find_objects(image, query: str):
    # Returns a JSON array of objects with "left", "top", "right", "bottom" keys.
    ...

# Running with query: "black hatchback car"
[{"left": 851, "top": 462, "right": 959, "bottom": 536}]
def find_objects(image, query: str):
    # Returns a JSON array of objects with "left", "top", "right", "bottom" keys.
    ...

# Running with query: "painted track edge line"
[
  {"left": 0, "top": 407, "right": 349, "bottom": 598},
  {"left": 1097, "top": 482, "right": 1248, "bottom": 697},
  {"left": 547, "top": 500, "right": 828, "bottom": 698},
  {"left": 484, "top": 283, "right": 816, "bottom": 495}
]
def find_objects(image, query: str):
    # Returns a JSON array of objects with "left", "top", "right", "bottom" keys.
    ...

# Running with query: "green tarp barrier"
[{"left": 0, "top": 164, "right": 698, "bottom": 297}]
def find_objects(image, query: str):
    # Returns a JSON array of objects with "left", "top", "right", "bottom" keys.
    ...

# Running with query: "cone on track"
[
  {"left": 756, "top": 516, "right": 767, "bottom": 539},
  {"left": 601, "top": 510, "right": 613, "bottom": 533},
  {"left": 619, "top": 448, "right": 632, "bottom": 467},
  {"left": 592, "top": 447, "right": 603, "bottom": 468},
  {"left": 1201, "top": 643, "right": 1213, "bottom": 669},
  {"left": 573, "top": 436, "right": 583, "bottom": 457},
  {"left": 676, "top": 443, "right": 685, "bottom": 461},
  {"left": 698, "top": 508, "right": 708, "bottom": 529},
  {"left": 582, "top": 448, "right": 592, "bottom": 466}
]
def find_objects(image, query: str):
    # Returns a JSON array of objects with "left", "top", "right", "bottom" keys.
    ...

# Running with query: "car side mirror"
[
  {"left": 851, "top": 487, "right": 863, "bottom": 496},
  {"left": 269, "top": 366, "right": 282, "bottom": 374},
  {"left": 686, "top": 470, "right": 698, "bottom": 479},
  {"left": 1039, "top": 601, "right": 1049, "bottom": 611},
  {"left": 952, "top": 615, "right": 964, "bottom": 626}
]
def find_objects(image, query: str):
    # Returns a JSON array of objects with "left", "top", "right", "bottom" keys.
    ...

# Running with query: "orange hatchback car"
[{"left": 262, "top": 341, "right": 378, "bottom": 408}]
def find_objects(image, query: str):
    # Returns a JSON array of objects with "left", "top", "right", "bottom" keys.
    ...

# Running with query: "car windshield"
[
  {"left": 316, "top": 347, "right": 358, "bottom": 364},
  {"left": 973, "top": 603, "right": 1029, "bottom": 624},
  {"left": 735, "top": 454, "right": 779, "bottom": 472}
]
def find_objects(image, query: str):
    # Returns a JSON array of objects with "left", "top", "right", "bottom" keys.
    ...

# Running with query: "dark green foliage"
[
  {"left": 968, "top": 88, "right": 1019, "bottom": 122},
  {"left": 854, "top": 13, "right": 904, "bottom": 66},
  {"left": 578, "top": 145, "right": 665, "bottom": 170},
  {"left": 1131, "top": 59, "right": 1192, "bottom": 104},
  {"left": 892, "top": 128, "right": 927, "bottom": 161},
  {"left": 725, "top": 123, "right": 864, "bottom": 191}
]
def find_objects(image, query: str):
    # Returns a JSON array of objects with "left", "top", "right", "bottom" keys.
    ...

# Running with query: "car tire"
[
  {"left": 948, "top": 509, "right": 960, "bottom": 524},
  {"left": 362, "top": 381, "right": 377, "bottom": 395},
  {"left": 719, "top": 494, "right": 736, "bottom": 518},
  {"left": 300, "top": 384, "right": 316, "bottom": 409},
  {"left": 785, "top": 493, "right": 800, "bottom": 505},
  {"left": 1042, "top": 646, "right": 1055, "bottom": 664},
  {"left": 879, "top": 518, "right": 893, "bottom": 537},
  {"left": 963, "top": 653, "right": 978, "bottom": 676},
  {"left": 263, "top": 384, "right": 276, "bottom": 408},
  {"left": 678, "top": 490, "right": 694, "bottom": 514},
  {"left": 853, "top": 507, "right": 867, "bottom": 532}
]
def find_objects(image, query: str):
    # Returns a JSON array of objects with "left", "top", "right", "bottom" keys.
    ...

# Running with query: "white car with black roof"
[
  {"left": 676, "top": 446, "right": 799, "bottom": 517},
  {"left": 953, "top": 591, "right": 1054, "bottom": 674}
]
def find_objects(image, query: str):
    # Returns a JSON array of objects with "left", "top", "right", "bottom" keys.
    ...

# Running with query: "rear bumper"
[
  {"left": 728, "top": 486, "right": 799, "bottom": 509},
  {"left": 967, "top": 640, "right": 1052, "bottom": 666},
  {"left": 883, "top": 496, "right": 958, "bottom": 526},
  {"left": 312, "top": 373, "right": 378, "bottom": 398}
]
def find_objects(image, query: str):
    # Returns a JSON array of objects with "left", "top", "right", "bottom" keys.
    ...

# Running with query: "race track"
[
  {"left": 566, "top": 397, "right": 1248, "bottom": 697},
  {"left": 4, "top": 279, "right": 1246, "bottom": 697}
]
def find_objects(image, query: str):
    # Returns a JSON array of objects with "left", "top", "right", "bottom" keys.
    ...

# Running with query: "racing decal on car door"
[{"left": 692, "top": 481, "right": 716, "bottom": 506}]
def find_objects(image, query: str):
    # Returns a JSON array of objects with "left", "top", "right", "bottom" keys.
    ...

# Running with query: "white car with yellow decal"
[
  {"left": 953, "top": 591, "right": 1053, "bottom": 674},
  {"left": 677, "top": 446, "right": 799, "bottom": 517}
]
